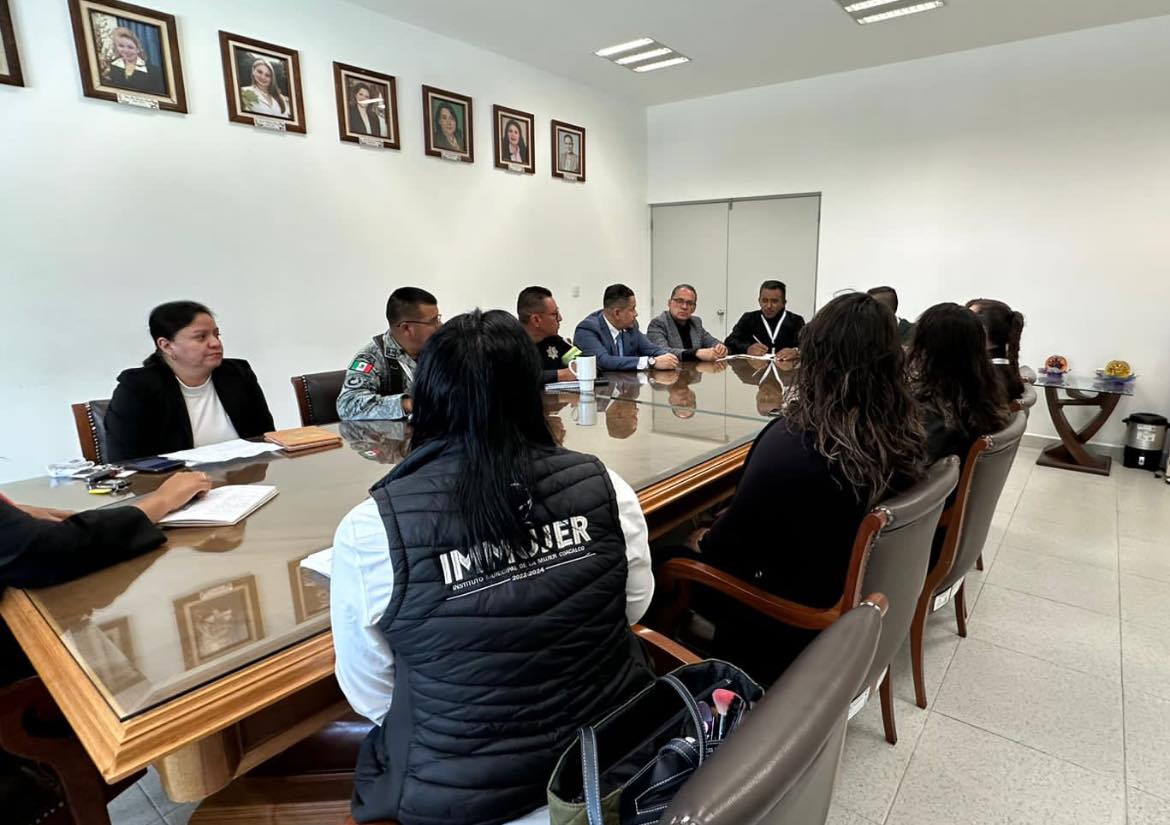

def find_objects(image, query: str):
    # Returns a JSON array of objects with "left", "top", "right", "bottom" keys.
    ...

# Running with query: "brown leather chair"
[
  {"left": 660, "top": 597, "right": 887, "bottom": 825},
  {"left": 910, "top": 412, "right": 1027, "bottom": 708},
  {"left": 290, "top": 370, "right": 346, "bottom": 426},
  {"left": 69, "top": 400, "right": 110, "bottom": 463},
  {"left": 656, "top": 458, "right": 959, "bottom": 746}
]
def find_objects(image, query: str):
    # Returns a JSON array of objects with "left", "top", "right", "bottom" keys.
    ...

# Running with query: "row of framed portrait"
[{"left": 0, "top": 0, "right": 588, "bottom": 180}]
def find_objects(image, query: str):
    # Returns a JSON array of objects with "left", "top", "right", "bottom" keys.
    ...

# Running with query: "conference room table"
[{"left": 0, "top": 359, "right": 789, "bottom": 819}]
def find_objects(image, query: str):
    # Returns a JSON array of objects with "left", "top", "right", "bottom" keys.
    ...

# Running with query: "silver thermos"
[{"left": 1122, "top": 413, "right": 1168, "bottom": 471}]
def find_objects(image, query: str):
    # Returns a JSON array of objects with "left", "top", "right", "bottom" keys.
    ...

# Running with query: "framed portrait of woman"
[
  {"left": 66, "top": 0, "right": 187, "bottom": 111},
  {"left": 173, "top": 576, "right": 265, "bottom": 670},
  {"left": 0, "top": 0, "right": 24, "bottom": 87},
  {"left": 422, "top": 85, "right": 473, "bottom": 163},
  {"left": 551, "top": 120, "right": 586, "bottom": 183},
  {"left": 333, "top": 61, "right": 399, "bottom": 150},
  {"left": 492, "top": 105, "right": 535, "bottom": 174},
  {"left": 219, "top": 31, "right": 305, "bottom": 133}
]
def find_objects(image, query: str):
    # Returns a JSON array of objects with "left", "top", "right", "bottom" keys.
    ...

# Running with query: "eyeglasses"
[
  {"left": 400, "top": 314, "right": 442, "bottom": 328},
  {"left": 670, "top": 298, "right": 696, "bottom": 308}
]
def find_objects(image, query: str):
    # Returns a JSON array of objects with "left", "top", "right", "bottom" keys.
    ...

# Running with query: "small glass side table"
[{"left": 1033, "top": 372, "right": 1135, "bottom": 476}]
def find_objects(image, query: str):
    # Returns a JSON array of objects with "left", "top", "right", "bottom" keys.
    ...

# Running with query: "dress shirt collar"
[{"left": 603, "top": 313, "right": 623, "bottom": 343}]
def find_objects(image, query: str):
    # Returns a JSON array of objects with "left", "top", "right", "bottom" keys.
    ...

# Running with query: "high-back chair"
[
  {"left": 290, "top": 370, "right": 346, "bottom": 426},
  {"left": 910, "top": 412, "right": 1027, "bottom": 708},
  {"left": 656, "top": 458, "right": 958, "bottom": 745},
  {"left": 70, "top": 400, "right": 111, "bottom": 463},
  {"left": 1014, "top": 383, "right": 1037, "bottom": 416},
  {"left": 660, "top": 597, "right": 886, "bottom": 825}
]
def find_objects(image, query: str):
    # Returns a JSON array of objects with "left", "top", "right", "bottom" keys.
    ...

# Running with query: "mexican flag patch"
[{"left": 350, "top": 359, "right": 374, "bottom": 374}]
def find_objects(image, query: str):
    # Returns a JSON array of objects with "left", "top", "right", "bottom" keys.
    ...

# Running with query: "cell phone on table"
[{"left": 121, "top": 457, "right": 186, "bottom": 473}]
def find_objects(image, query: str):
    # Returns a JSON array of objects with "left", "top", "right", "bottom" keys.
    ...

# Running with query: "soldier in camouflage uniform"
[{"left": 336, "top": 287, "right": 441, "bottom": 420}]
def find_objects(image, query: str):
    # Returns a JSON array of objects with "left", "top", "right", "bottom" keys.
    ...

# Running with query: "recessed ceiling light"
[
  {"left": 836, "top": 0, "right": 945, "bottom": 24},
  {"left": 856, "top": 1, "right": 944, "bottom": 24},
  {"left": 595, "top": 37, "right": 690, "bottom": 74},
  {"left": 632, "top": 56, "right": 690, "bottom": 73},
  {"left": 842, "top": 0, "right": 905, "bottom": 11},
  {"left": 594, "top": 37, "right": 654, "bottom": 57},
  {"left": 615, "top": 47, "right": 673, "bottom": 66}
]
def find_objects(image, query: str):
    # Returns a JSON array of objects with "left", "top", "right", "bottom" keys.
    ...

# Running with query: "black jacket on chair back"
[
  {"left": 352, "top": 440, "right": 653, "bottom": 825},
  {"left": 104, "top": 358, "right": 274, "bottom": 461}
]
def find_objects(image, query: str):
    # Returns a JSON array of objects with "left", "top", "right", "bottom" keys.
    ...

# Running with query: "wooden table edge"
[{"left": 1, "top": 441, "right": 753, "bottom": 784}]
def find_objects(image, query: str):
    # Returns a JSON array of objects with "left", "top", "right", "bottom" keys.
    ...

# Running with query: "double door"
[{"left": 649, "top": 194, "right": 821, "bottom": 341}]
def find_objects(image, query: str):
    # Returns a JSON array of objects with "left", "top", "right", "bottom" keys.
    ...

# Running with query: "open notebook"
[{"left": 159, "top": 485, "right": 278, "bottom": 527}]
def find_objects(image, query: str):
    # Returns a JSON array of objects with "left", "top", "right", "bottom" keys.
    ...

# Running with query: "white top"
[
  {"left": 178, "top": 377, "right": 239, "bottom": 448},
  {"left": 604, "top": 314, "right": 649, "bottom": 370},
  {"left": 240, "top": 85, "right": 288, "bottom": 118}
]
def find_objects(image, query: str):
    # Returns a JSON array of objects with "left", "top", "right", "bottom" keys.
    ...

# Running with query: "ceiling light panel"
[
  {"left": 594, "top": 37, "right": 690, "bottom": 73},
  {"left": 836, "top": 0, "right": 945, "bottom": 24}
]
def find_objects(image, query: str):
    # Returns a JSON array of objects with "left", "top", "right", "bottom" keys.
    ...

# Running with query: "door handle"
[{"left": 716, "top": 309, "right": 725, "bottom": 316}]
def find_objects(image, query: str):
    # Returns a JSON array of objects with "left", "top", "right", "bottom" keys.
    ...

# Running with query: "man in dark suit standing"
[
  {"left": 725, "top": 280, "right": 805, "bottom": 358},
  {"left": 574, "top": 284, "right": 680, "bottom": 372}
]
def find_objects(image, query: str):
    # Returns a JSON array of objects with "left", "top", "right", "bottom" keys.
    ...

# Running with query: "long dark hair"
[
  {"left": 908, "top": 303, "right": 1011, "bottom": 439},
  {"left": 410, "top": 309, "right": 554, "bottom": 550},
  {"left": 966, "top": 298, "right": 1025, "bottom": 399},
  {"left": 431, "top": 102, "right": 464, "bottom": 148},
  {"left": 783, "top": 292, "right": 925, "bottom": 505},
  {"left": 502, "top": 118, "right": 528, "bottom": 161},
  {"left": 144, "top": 300, "right": 212, "bottom": 366}
]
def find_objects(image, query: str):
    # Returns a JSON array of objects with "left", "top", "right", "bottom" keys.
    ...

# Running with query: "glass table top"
[
  {"left": 2, "top": 403, "right": 766, "bottom": 720},
  {"left": 1033, "top": 372, "right": 1137, "bottom": 397}
]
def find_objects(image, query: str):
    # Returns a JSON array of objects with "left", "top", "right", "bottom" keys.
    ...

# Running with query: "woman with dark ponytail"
[
  {"left": 104, "top": 301, "right": 274, "bottom": 461},
  {"left": 966, "top": 298, "right": 1026, "bottom": 400}
]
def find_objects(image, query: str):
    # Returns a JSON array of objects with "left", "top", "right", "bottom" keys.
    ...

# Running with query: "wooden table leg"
[{"left": 1036, "top": 387, "right": 1120, "bottom": 476}]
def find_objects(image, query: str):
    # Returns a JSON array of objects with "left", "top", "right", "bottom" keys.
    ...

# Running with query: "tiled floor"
[
  {"left": 831, "top": 445, "right": 1170, "bottom": 825},
  {"left": 109, "top": 446, "right": 1170, "bottom": 824}
]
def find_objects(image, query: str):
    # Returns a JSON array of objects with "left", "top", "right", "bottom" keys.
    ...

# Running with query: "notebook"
[
  {"left": 159, "top": 485, "right": 278, "bottom": 527},
  {"left": 265, "top": 426, "right": 343, "bottom": 452}
]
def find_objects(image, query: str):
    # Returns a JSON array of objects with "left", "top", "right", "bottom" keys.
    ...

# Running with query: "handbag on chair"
[{"left": 546, "top": 660, "right": 763, "bottom": 825}]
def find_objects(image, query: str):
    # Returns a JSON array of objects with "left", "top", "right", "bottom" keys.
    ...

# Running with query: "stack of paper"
[
  {"left": 159, "top": 485, "right": 278, "bottom": 527},
  {"left": 300, "top": 547, "right": 333, "bottom": 579},
  {"left": 162, "top": 439, "right": 282, "bottom": 466}
]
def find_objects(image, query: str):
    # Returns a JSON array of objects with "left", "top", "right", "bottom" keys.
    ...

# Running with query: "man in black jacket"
[{"left": 725, "top": 280, "right": 805, "bottom": 357}]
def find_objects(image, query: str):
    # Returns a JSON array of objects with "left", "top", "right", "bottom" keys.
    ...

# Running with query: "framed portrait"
[
  {"left": 551, "top": 120, "right": 586, "bottom": 182},
  {"left": 67, "top": 618, "right": 147, "bottom": 697},
  {"left": 219, "top": 31, "right": 305, "bottom": 133},
  {"left": 173, "top": 576, "right": 265, "bottom": 670},
  {"left": 422, "top": 85, "right": 473, "bottom": 162},
  {"left": 66, "top": 0, "right": 187, "bottom": 110},
  {"left": 492, "top": 105, "right": 535, "bottom": 174},
  {"left": 333, "top": 61, "right": 399, "bottom": 149},
  {"left": 0, "top": 0, "right": 24, "bottom": 87},
  {"left": 288, "top": 557, "right": 331, "bottom": 624}
]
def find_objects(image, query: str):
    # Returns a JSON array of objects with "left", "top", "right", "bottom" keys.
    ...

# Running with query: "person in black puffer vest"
[{"left": 330, "top": 309, "right": 656, "bottom": 825}]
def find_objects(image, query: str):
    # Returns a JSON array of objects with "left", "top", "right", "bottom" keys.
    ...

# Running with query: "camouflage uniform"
[{"left": 336, "top": 331, "right": 416, "bottom": 421}]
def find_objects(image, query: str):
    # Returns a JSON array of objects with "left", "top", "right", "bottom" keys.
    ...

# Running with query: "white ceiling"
[{"left": 351, "top": 0, "right": 1170, "bottom": 105}]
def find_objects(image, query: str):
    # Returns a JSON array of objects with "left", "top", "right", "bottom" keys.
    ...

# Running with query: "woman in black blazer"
[{"left": 105, "top": 301, "right": 274, "bottom": 462}]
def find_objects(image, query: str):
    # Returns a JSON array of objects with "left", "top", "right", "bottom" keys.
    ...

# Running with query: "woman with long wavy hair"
[
  {"left": 909, "top": 303, "right": 1011, "bottom": 465},
  {"left": 694, "top": 291, "right": 926, "bottom": 608}
]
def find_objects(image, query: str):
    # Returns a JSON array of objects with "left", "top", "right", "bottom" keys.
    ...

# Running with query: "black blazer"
[
  {"left": 725, "top": 310, "right": 805, "bottom": 354},
  {"left": 348, "top": 102, "right": 387, "bottom": 137},
  {"left": 104, "top": 358, "right": 275, "bottom": 462}
]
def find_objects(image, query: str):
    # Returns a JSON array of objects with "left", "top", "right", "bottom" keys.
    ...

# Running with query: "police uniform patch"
[
  {"left": 546, "top": 346, "right": 559, "bottom": 361},
  {"left": 344, "top": 373, "right": 367, "bottom": 388},
  {"left": 350, "top": 359, "right": 374, "bottom": 374}
]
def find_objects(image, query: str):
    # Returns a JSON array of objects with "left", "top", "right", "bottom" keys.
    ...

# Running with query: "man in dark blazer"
[
  {"left": 573, "top": 284, "right": 680, "bottom": 372},
  {"left": 646, "top": 283, "right": 728, "bottom": 362},
  {"left": 725, "top": 280, "right": 805, "bottom": 357}
]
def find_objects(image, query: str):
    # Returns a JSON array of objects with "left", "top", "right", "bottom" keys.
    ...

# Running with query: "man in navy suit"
[{"left": 574, "top": 284, "right": 680, "bottom": 372}]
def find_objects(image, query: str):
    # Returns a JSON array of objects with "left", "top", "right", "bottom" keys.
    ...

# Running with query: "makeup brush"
[{"left": 713, "top": 689, "right": 739, "bottom": 740}]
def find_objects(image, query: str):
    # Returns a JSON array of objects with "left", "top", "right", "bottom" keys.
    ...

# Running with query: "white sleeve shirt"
[{"left": 330, "top": 468, "right": 654, "bottom": 727}]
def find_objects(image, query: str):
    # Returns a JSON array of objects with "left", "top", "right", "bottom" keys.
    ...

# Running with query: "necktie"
[{"left": 616, "top": 334, "right": 624, "bottom": 357}]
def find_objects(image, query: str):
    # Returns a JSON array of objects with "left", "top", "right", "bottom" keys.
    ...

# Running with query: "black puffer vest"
[{"left": 351, "top": 440, "right": 653, "bottom": 825}]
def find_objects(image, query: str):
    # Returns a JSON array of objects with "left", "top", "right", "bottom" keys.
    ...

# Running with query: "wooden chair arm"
[
  {"left": 657, "top": 558, "right": 844, "bottom": 631},
  {"left": 859, "top": 592, "right": 889, "bottom": 617},
  {"left": 633, "top": 624, "right": 702, "bottom": 671}
]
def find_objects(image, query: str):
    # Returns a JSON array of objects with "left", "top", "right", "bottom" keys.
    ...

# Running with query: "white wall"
[
  {"left": 648, "top": 16, "right": 1170, "bottom": 447},
  {"left": 0, "top": 0, "right": 648, "bottom": 482}
]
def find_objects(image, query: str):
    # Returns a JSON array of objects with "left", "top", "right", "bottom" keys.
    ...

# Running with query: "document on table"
[
  {"left": 544, "top": 379, "right": 612, "bottom": 392},
  {"left": 161, "top": 439, "right": 282, "bottom": 466},
  {"left": 716, "top": 354, "right": 775, "bottom": 362},
  {"left": 300, "top": 547, "right": 333, "bottom": 579},
  {"left": 159, "top": 485, "right": 278, "bottom": 527}
]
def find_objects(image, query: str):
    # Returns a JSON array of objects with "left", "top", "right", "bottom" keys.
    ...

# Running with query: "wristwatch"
[{"left": 648, "top": 357, "right": 657, "bottom": 369}]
